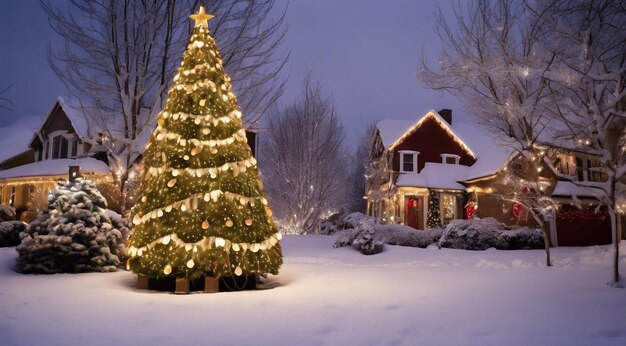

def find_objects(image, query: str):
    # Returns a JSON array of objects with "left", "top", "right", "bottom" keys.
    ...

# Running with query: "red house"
[
  {"left": 365, "top": 109, "right": 477, "bottom": 230},
  {"left": 364, "top": 108, "right": 623, "bottom": 246}
]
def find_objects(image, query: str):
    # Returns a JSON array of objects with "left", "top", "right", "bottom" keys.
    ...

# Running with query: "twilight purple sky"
[{"left": 0, "top": 0, "right": 466, "bottom": 147}]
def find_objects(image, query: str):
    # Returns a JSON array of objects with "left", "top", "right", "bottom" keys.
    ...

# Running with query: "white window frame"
[
  {"left": 439, "top": 192, "right": 457, "bottom": 224},
  {"left": 575, "top": 155, "right": 604, "bottom": 181},
  {"left": 441, "top": 153, "right": 460, "bottom": 165},
  {"left": 46, "top": 130, "right": 81, "bottom": 160},
  {"left": 399, "top": 150, "right": 419, "bottom": 173}
]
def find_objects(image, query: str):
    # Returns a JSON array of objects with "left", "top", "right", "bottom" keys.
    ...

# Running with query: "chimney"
[{"left": 438, "top": 109, "right": 452, "bottom": 125}]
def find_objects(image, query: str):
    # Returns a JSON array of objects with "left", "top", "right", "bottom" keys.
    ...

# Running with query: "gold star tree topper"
[{"left": 190, "top": 6, "right": 214, "bottom": 27}]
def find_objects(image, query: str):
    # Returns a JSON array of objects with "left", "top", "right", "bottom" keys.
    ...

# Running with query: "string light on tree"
[{"left": 127, "top": 7, "right": 282, "bottom": 281}]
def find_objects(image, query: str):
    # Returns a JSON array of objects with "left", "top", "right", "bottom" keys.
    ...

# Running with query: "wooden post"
[
  {"left": 204, "top": 276, "right": 219, "bottom": 293},
  {"left": 137, "top": 275, "right": 150, "bottom": 290},
  {"left": 175, "top": 278, "right": 190, "bottom": 294}
]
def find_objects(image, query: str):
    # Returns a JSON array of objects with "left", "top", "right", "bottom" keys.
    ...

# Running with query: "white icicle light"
[{"left": 186, "top": 259, "right": 195, "bottom": 268}]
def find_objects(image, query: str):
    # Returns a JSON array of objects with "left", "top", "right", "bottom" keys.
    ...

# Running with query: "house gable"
[
  {"left": 26, "top": 99, "right": 93, "bottom": 162},
  {"left": 391, "top": 112, "right": 477, "bottom": 173},
  {"left": 41, "top": 103, "right": 77, "bottom": 139}
]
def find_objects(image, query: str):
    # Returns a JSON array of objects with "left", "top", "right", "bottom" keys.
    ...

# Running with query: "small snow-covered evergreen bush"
[
  {"left": 0, "top": 205, "right": 17, "bottom": 222},
  {"left": 16, "top": 179, "right": 129, "bottom": 274},
  {"left": 0, "top": 221, "right": 26, "bottom": 247}
]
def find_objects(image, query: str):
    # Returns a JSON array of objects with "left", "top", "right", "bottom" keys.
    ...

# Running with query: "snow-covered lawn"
[{"left": 1, "top": 235, "right": 625, "bottom": 345}]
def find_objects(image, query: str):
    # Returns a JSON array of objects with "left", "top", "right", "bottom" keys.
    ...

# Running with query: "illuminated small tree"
[{"left": 127, "top": 7, "right": 282, "bottom": 281}]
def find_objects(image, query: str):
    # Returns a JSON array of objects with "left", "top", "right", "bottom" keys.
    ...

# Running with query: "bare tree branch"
[
  {"left": 40, "top": 0, "right": 288, "bottom": 213},
  {"left": 261, "top": 73, "right": 350, "bottom": 234}
]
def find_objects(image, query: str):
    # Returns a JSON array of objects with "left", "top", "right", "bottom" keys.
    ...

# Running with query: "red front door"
[{"left": 405, "top": 196, "right": 423, "bottom": 230}]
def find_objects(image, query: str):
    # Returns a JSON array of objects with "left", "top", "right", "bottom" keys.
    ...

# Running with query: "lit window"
[
  {"left": 9, "top": 187, "right": 16, "bottom": 207},
  {"left": 440, "top": 193, "right": 457, "bottom": 225}
]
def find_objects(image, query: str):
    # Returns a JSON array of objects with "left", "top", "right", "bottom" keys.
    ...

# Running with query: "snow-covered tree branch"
[
  {"left": 418, "top": 0, "right": 559, "bottom": 266},
  {"left": 543, "top": 0, "right": 625, "bottom": 286},
  {"left": 41, "top": 0, "right": 288, "bottom": 213}
]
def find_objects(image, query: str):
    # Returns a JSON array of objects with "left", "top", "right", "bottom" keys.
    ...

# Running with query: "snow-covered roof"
[
  {"left": 376, "top": 119, "right": 414, "bottom": 148},
  {"left": 0, "top": 158, "right": 110, "bottom": 180},
  {"left": 0, "top": 116, "right": 41, "bottom": 163},
  {"left": 55, "top": 96, "right": 96, "bottom": 140},
  {"left": 378, "top": 111, "right": 512, "bottom": 182},
  {"left": 377, "top": 110, "right": 477, "bottom": 160},
  {"left": 456, "top": 122, "right": 513, "bottom": 180},
  {"left": 396, "top": 162, "right": 469, "bottom": 190},
  {"left": 551, "top": 181, "right": 603, "bottom": 198}
]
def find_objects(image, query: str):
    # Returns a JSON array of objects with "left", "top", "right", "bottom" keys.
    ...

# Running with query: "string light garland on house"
[
  {"left": 388, "top": 111, "right": 477, "bottom": 159},
  {"left": 126, "top": 7, "right": 282, "bottom": 281}
]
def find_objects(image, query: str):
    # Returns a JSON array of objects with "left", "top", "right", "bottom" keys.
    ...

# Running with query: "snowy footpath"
[{"left": 1, "top": 235, "right": 625, "bottom": 346}]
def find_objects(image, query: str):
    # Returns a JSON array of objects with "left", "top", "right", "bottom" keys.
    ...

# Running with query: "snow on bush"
[
  {"left": 0, "top": 221, "right": 26, "bottom": 247},
  {"left": 0, "top": 205, "right": 16, "bottom": 222},
  {"left": 332, "top": 214, "right": 542, "bottom": 255},
  {"left": 334, "top": 219, "right": 385, "bottom": 255},
  {"left": 334, "top": 214, "right": 442, "bottom": 255},
  {"left": 320, "top": 212, "right": 370, "bottom": 235},
  {"left": 16, "top": 179, "right": 129, "bottom": 274},
  {"left": 437, "top": 218, "right": 544, "bottom": 250}
]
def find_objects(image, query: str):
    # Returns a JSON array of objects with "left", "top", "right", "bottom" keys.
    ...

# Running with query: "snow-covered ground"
[{"left": 1, "top": 235, "right": 625, "bottom": 345}]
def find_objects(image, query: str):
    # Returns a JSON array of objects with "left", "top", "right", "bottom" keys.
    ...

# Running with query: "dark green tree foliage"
[
  {"left": 427, "top": 191, "right": 441, "bottom": 229},
  {"left": 128, "top": 10, "right": 282, "bottom": 280},
  {"left": 16, "top": 179, "right": 127, "bottom": 273}
]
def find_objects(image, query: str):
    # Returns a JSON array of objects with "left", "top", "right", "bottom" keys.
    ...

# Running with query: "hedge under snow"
[
  {"left": 0, "top": 205, "right": 25, "bottom": 247},
  {"left": 16, "top": 179, "right": 129, "bottom": 274},
  {"left": 332, "top": 213, "right": 543, "bottom": 255}
]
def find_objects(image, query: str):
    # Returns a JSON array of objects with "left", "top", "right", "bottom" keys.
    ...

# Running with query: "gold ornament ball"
[
  {"left": 225, "top": 219, "right": 233, "bottom": 227},
  {"left": 245, "top": 218, "right": 253, "bottom": 226}
]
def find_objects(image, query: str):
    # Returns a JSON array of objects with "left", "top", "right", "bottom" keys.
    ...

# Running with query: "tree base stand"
[{"left": 136, "top": 274, "right": 257, "bottom": 294}]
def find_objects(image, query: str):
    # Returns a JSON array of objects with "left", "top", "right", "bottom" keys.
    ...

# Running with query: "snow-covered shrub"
[
  {"left": 0, "top": 205, "right": 17, "bottom": 222},
  {"left": 334, "top": 214, "right": 442, "bottom": 255},
  {"left": 351, "top": 226, "right": 384, "bottom": 255},
  {"left": 334, "top": 217, "right": 384, "bottom": 255},
  {"left": 437, "top": 218, "right": 543, "bottom": 250},
  {"left": 16, "top": 179, "right": 129, "bottom": 274},
  {"left": 0, "top": 221, "right": 26, "bottom": 247},
  {"left": 376, "top": 224, "right": 442, "bottom": 247},
  {"left": 494, "top": 227, "right": 545, "bottom": 250},
  {"left": 320, "top": 212, "right": 370, "bottom": 235}
]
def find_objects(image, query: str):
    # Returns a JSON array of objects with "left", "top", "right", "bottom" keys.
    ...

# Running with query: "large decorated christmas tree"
[{"left": 127, "top": 7, "right": 282, "bottom": 282}]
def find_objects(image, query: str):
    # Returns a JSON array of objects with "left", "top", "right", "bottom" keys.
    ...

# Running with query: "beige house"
[
  {"left": 0, "top": 96, "right": 259, "bottom": 221},
  {"left": 0, "top": 97, "right": 112, "bottom": 221}
]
